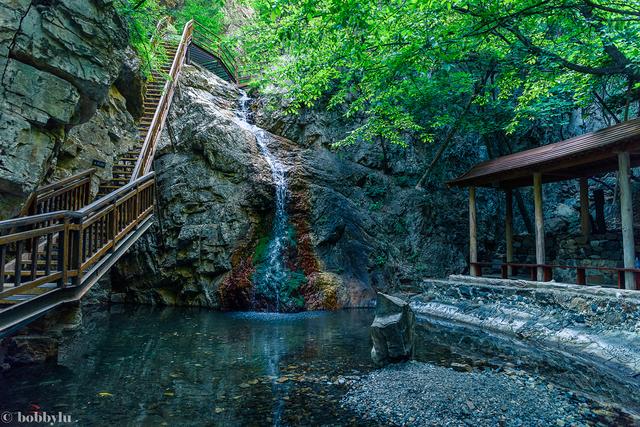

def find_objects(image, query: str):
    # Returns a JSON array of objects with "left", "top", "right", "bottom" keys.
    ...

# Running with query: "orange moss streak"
[{"left": 217, "top": 255, "right": 255, "bottom": 311}]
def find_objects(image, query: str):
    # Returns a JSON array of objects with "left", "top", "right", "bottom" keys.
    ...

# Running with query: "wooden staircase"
[
  {"left": 97, "top": 41, "right": 178, "bottom": 197},
  {"left": 188, "top": 43, "right": 235, "bottom": 83},
  {"left": 0, "top": 18, "right": 248, "bottom": 335}
]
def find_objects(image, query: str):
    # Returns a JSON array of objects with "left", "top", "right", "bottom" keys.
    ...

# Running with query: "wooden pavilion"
[{"left": 449, "top": 117, "right": 640, "bottom": 290}]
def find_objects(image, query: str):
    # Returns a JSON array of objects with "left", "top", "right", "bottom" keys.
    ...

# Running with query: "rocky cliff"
[
  {"left": 0, "top": 0, "right": 130, "bottom": 218},
  {"left": 112, "top": 65, "right": 489, "bottom": 310}
]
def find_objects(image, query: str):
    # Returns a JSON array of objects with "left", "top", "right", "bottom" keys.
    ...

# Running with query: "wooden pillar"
[
  {"left": 617, "top": 152, "right": 636, "bottom": 289},
  {"left": 469, "top": 187, "right": 478, "bottom": 276},
  {"left": 533, "top": 173, "right": 545, "bottom": 281},
  {"left": 505, "top": 189, "right": 514, "bottom": 276},
  {"left": 594, "top": 189, "right": 606, "bottom": 233},
  {"left": 579, "top": 177, "right": 590, "bottom": 238}
]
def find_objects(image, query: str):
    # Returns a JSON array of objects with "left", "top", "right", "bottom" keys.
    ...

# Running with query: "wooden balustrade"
[
  {"left": 0, "top": 212, "right": 70, "bottom": 297},
  {"left": 130, "top": 20, "right": 195, "bottom": 182},
  {"left": 20, "top": 169, "right": 94, "bottom": 217},
  {"left": 72, "top": 173, "right": 155, "bottom": 279},
  {"left": 470, "top": 261, "right": 640, "bottom": 290},
  {"left": 0, "top": 174, "right": 155, "bottom": 300}
]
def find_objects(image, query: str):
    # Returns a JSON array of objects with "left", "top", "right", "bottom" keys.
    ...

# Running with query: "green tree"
[{"left": 240, "top": 0, "right": 640, "bottom": 169}]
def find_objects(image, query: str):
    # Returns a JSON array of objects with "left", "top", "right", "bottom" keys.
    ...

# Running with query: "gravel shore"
[{"left": 341, "top": 361, "right": 632, "bottom": 426}]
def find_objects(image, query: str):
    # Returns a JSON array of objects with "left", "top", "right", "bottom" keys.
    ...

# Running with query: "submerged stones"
[
  {"left": 370, "top": 293, "right": 415, "bottom": 366},
  {"left": 2, "top": 336, "right": 58, "bottom": 366}
]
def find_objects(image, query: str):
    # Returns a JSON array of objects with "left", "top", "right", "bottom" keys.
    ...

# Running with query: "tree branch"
[
  {"left": 415, "top": 64, "right": 495, "bottom": 190},
  {"left": 582, "top": 0, "right": 640, "bottom": 17},
  {"left": 591, "top": 89, "right": 621, "bottom": 123},
  {"left": 499, "top": 25, "right": 632, "bottom": 77}
]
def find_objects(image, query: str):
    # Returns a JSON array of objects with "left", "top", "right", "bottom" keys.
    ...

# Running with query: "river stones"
[{"left": 370, "top": 292, "right": 415, "bottom": 366}]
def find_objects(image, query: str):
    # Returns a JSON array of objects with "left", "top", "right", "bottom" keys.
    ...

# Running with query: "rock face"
[
  {"left": 53, "top": 85, "right": 140, "bottom": 195},
  {"left": 113, "top": 65, "right": 275, "bottom": 307},
  {"left": 113, "top": 66, "right": 377, "bottom": 310},
  {"left": 111, "top": 65, "right": 473, "bottom": 309},
  {"left": 370, "top": 293, "right": 416, "bottom": 366},
  {"left": 0, "top": 0, "right": 128, "bottom": 218},
  {"left": 254, "top": 98, "right": 480, "bottom": 298},
  {"left": 2, "top": 336, "right": 58, "bottom": 366}
]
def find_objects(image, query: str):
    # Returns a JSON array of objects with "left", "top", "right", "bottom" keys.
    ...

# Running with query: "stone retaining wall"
[{"left": 410, "top": 276, "right": 640, "bottom": 384}]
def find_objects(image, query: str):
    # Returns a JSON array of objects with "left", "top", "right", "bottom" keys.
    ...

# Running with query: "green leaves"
[
  {"left": 243, "top": 0, "right": 639, "bottom": 148},
  {"left": 116, "top": 0, "right": 225, "bottom": 77}
]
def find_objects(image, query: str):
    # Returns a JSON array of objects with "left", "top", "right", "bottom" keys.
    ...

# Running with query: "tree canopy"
[
  {"left": 116, "top": 0, "right": 225, "bottom": 76},
  {"left": 241, "top": 0, "right": 640, "bottom": 152}
]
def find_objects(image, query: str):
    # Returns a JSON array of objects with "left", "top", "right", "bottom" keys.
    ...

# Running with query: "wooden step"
[
  {"left": 0, "top": 285, "right": 58, "bottom": 305},
  {"left": 4, "top": 269, "right": 52, "bottom": 277},
  {"left": 2, "top": 282, "right": 57, "bottom": 294},
  {"left": 99, "top": 184, "right": 120, "bottom": 191},
  {"left": 19, "top": 259, "right": 58, "bottom": 267},
  {"left": 112, "top": 175, "right": 131, "bottom": 181}
]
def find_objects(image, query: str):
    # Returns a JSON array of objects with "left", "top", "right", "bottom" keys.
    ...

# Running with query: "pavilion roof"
[{"left": 448, "top": 117, "right": 640, "bottom": 188}]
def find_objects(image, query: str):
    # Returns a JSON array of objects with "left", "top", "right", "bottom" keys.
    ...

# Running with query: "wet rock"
[
  {"left": 114, "top": 46, "right": 146, "bottom": 120},
  {"left": 370, "top": 293, "right": 415, "bottom": 366},
  {"left": 112, "top": 66, "right": 273, "bottom": 308},
  {"left": 253, "top": 89, "right": 478, "bottom": 292},
  {"left": 4, "top": 336, "right": 58, "bottom": 365}
]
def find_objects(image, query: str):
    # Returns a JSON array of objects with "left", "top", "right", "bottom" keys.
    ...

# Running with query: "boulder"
[
  {"left": 3, "top": 336, "right": 58, "bottom": 366},
  {"left": 370, "top": 292, "right": 415, "bottom": 366},
  {"left": 0, "top": 0, "right": 128, "bottom": 218},
  {"left": 112, "top": 66, "right": 274, "bottom": 308}
]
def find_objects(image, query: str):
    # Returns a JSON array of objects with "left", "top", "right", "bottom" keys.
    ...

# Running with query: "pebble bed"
[{"left": 342, "top": 361, "right": 635, "bottom": 426}]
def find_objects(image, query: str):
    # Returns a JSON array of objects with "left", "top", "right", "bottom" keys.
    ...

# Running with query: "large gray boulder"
[
  {"left": 0, "top": 0, "right": 128, "bottom": 218},
  {"left": 112, "top": 66, "right": 274, "bottom": 307},
  {"left": 371, "top": 292, "right": 416, "bottom": 366}
]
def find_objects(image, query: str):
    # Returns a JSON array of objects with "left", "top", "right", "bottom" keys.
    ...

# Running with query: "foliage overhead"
[
  {"left": 116, "top": 0, "right": 225, "bottom": 76},
  {"left": 240, "top": 0, "right": 640, "bottom": 149}
]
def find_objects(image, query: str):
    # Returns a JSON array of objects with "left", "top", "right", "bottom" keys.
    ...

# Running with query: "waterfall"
[{"left": 237, "top": 94, "right": 290, "bottom": 312}]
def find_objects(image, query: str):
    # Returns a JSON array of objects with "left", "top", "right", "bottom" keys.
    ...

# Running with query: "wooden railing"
[
  {"left": 191, "top": 20, "right": 241, "bottom": 83},
  {"left": 20, "top": 169, "right": 94, "bottom": 217},
  {"left": 0, "top": 212, "right": 70, "bottom": 295},
  {"left": 471, "top": 261, "right": 640, "bottom": 290},
  {"left": 0, "top": 174, "right": 155, "bottom": 300},
  {"left": 130, "top": 20, "right": 195, "bottom": 182}
]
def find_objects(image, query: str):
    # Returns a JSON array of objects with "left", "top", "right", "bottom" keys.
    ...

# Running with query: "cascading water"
[{"left": 237, "top": 94, "right": 291, "bottom": 312}]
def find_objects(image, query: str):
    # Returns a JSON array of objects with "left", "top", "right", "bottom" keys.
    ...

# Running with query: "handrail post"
[
  {"left": 57, "top": 217, "right": 69, "bottom": 288},
  {"left": 70, "top": 215, "right": 83, "bottom": 287},
  {"left": 109, "top": 199, "right": 117, "bottom": 251},
  {"left": 135, "top": 184, "right": 141, "bottom": 223}
]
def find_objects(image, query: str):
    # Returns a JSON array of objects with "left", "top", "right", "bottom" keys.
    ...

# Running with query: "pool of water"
[{"left": 0, "top": 306, "right": 638, "bottom": 426}]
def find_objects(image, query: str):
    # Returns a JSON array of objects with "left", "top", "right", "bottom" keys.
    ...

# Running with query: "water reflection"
[
  {"left": 1, "top": 307, "right": 376, "bottom": 426},
  {"left": 0, "top": 307, "right": 638, "bottom": 426}
]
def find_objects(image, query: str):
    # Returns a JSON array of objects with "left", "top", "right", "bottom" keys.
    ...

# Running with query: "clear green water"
[
  {"left": 0, "top": 307, "right": 637, "bottom": 426},
  {"left": 1, "top": 308, "right": 377, "bottom": 426}
]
